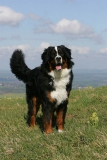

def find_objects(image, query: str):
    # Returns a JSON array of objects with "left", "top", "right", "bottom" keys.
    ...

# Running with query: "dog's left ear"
[
  {"left": 60, "top": 45, "right": 71, "bottom": 59},
  {"left": 41, "top": 48, "right": 49, "bottom": 64},
  {"left": 41, "top": 47, "right": 54, "bottom": 64}
]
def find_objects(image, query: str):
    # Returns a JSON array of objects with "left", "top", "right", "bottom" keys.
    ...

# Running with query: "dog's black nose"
[{"left": 56, "top": 57, "right": 61, "bottom": 62}]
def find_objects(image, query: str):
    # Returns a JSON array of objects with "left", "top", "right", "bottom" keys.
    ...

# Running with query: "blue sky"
[{"left": 0, "top": 0, "right": 107, "bottom": 70}]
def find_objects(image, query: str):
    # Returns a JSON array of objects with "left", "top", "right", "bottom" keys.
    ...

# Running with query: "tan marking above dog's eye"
[
  {"left": 58, "top": 49, "right": 62, "bottom": 53},
  {"left": 52, "top": 50, "right": 56, "bottom": 54}
]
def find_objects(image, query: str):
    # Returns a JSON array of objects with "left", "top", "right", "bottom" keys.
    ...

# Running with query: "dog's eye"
[
  {"left": 59, "top": 51, "right": 64, "bottom": 56},
  {"left": 58, "top": 49, "right": 61, "bottom": 53},
  {"left": 51, "top": 51, "right": 56, "bottom": 58},
  {"left": 51, "top": 54, "right": 55, "bottom": 58}
]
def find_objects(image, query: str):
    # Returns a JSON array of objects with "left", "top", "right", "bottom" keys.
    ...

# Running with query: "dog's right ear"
[{"left": 41, "top": 48, "right": 49, "bottom": 64}]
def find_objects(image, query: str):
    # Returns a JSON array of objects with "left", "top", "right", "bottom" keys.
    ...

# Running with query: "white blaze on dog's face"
[{"left": 55, "top": 46, "right": 62, "bottom": 71}]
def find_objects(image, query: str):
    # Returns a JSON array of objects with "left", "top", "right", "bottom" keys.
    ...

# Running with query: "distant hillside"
[
  {"left": 0, "top": 69, "right": 107, "bottom": 94},
  {"left": 0, "top": 70, "right": 24, "bottom": 94},
  {"left": 73, "top": 69, "right": 107, "bottom": 89}
]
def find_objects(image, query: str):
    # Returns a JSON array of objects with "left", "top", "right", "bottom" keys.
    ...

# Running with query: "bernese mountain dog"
[{"left": 10, "top": 45, "right": 74, "bottom": 134}]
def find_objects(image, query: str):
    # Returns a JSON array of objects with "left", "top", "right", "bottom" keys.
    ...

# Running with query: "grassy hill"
[{"left": 0, "top": 86, "right": 107, "bottom": 160}]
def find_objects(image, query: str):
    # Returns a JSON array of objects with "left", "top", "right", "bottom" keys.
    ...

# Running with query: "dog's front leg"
[
  {"left": 43, "top": 117, "right": 53, "bottom": 134},
  {"left": 42, "top": 105, "right": 53, "bottom": 134},
  {"left": 56, "top": 101, "right": 68, "bottom": 133}
]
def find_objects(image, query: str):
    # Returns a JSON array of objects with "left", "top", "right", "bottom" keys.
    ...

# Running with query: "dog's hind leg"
[{"left": 28, "top": 97, "right": 40, "bottom": 127}]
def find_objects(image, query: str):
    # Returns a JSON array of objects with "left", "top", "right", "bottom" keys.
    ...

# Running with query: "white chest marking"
[{"left": 48, "top": 68, "right": 71, "bottom": 106}]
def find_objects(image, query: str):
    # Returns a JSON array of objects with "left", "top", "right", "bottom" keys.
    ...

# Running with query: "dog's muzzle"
[{"left": 55, "top": 56, "right": 62, "bottom": 71}]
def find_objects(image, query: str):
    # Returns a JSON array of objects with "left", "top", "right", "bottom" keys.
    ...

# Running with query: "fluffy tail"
[{"left": 10, "top": 50, "right": 31, "bottom": 83}]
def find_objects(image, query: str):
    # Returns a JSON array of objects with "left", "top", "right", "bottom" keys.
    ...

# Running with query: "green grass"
[
  {"left": 0, "top": 86, "right": 107, "bottom": 160},
  {"left": 0, "top": 93, "right": 25, "bottom": 98}
]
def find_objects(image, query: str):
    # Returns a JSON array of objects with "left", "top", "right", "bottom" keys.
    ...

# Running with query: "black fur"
[
  {"left": 10, "top": 50, "right": 30, "bottom": 83},
  {"left": 10, "top": 45, "right": 74, "bottom": 133}
]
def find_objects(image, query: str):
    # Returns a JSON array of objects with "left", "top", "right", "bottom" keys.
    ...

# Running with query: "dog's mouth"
[{"left": 55, "top": 63, "right": 62, "bottom": 71}]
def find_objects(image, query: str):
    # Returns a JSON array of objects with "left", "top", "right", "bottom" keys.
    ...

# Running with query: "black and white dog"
[{"left": 10, "top": 45, "right": 74, "bottom": 134}]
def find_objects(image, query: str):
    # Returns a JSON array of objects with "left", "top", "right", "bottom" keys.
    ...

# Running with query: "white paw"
[{"left": 58, "top": 129, "right": 64, "bottom": 133}]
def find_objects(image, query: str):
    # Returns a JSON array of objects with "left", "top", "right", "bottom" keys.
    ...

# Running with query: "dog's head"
[{"left": 41, "top": 45, "right": 74, "bottom": 71}]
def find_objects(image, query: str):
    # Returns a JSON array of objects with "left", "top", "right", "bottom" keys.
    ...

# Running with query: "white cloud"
[
  {"left": 48, "top": 19, "right": 103, "bottom": 43},
  {"left": 33, "top": 18, "right": 101, "bottom": 43},
  {"left": 0, "top": 43, "right": 51, "bottom": 69},
  {"left": 0, "top": 43, "right": 50, "bottom": 59},
  {"left": 26, "top": 42, "right": 50, "bottom": 60},
  {"left": 39, "top": 42, "right": 50, "bottom": 49},
  {"left": 99, "top": 48, "right": 107, "bottom": 54},
  {"left": 16, "top": 45, "right": 32, "bottom": 52},
  {"left": 69, "top": 46, "right": 90, "bottom": 55},
  {"left": 28, "top": 13, "right": 41, "bottom": 21},
  {"left": 0, "top": 45, "right": 31, "bottom": 58},
  {"left": 50, "top": 19, "right": 94, "bottom": 35},
  {"left": 0, "top": 6, "right": 25, "bottom": 26}
]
